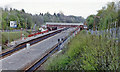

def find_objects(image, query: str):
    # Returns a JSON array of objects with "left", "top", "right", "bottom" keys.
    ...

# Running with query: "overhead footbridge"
[{"left": 46, "top": 22, "right": 84, "bottom": 31}]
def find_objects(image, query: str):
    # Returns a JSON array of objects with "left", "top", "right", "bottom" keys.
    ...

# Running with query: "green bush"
[{"left": 45, "top": 30, "right": 119, "bottom": 70}]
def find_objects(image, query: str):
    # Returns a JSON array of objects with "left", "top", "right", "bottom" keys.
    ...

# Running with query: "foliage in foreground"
[{"left": 45, "top": 31, "right": 119, "bottom": 70}]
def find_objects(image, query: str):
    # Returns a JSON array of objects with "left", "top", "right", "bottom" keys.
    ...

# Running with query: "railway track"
[
  {"left": 24, "top": 27, "right": 80, "bottom": 72},
  {"left": 25, "top": 36, "right": 68, "bottom": 72},
  {"left": 0, "top": 28, "right": 69, "bottom": 59}
]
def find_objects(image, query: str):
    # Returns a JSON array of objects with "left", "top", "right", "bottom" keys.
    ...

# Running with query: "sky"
[{"left": 0, "top": 0, "right": 116, "bottom": 18}]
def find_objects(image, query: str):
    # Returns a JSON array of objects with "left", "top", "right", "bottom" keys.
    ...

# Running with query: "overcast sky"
[{"left": 0, "top": 0, "right": 116, "bottom": 18}]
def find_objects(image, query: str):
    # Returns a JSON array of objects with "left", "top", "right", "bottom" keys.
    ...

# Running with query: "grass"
[
  {"left": 43, "top": 30, "right": 119, "bottom": 70},
  {"left": 2, "top": 31, "right": 29, "bottom": 50}
]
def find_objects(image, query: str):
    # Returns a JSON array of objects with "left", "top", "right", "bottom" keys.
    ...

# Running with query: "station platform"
[{"left": 1, "top": 28, "right": 75, "bottom": 70}]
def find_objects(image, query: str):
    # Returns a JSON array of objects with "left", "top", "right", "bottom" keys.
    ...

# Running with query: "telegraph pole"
[
  {"left": 93, "top": 16, "right": 100, "bottom": 31},
  {"left": 7, "top": 13, "right": 10, "bottom": 44},
  {"left": 26, "top": 18, "right": 27, "bottom": 31},
  {"left": 93, "top": 17, "right": 95, "bottom": 31}
]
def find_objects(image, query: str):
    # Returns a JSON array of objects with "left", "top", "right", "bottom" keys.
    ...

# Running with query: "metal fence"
[
  {"left": 2, "top": 29, "right": 21, "bottom": 32},
  {"left": 1, "top": 29, "right": 31, "bottom": 32},
  {"left": 87, "top": 27, "right": 120, "bottom": 42}
]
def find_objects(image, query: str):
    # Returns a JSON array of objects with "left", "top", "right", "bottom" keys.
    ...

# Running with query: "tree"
[
  {"left": 118, "top": 2, "right": 120, "bottom": 27},
  {"left": 86, "top": 15, "right": 94, "bottom": 29},
  {"left": 89, "top": 2, "right": 118, "bottom": 30},
  {"left": 21, "top": 9, "right": 25, "bottom": 13},
  {"left": 1, "top": 8, "right": 85, "bottom": 30}
]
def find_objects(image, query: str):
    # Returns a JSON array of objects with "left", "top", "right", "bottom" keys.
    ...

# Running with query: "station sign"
[{"left": 10, "top": 21, "right": 17, "bottom": 28}]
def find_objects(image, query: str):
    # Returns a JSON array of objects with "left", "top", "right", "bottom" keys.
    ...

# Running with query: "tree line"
[
  {"left": 0, "top": 8, "right": 85, "bottom": 30},
  {"left": 86, "top": 1, "right": 120, "bottom": 30}
]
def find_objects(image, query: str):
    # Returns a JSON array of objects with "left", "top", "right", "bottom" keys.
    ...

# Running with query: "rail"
[
  {"left": 24, "top": 27, "right": 80, "bottom": 72},
  {"left": 0, "top": 28, "right": 69, "bottom": 59}
]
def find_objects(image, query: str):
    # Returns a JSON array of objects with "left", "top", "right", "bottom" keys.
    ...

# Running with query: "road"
[{"left": 0, "top": 28, "right": 75, "bottom": 70}]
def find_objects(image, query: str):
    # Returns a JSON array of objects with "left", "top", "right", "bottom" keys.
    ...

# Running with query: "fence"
[
  {"left": 87, "top": 27, "right": 120, "bottom": 42},
  {"left": 1, "top": 29, "right": 31, "bottom": 32},
  {"left": 28, "top": 30, "right": 48, "bottom": 37}
]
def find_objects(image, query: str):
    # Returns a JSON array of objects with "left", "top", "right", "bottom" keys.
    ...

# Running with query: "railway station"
[
  {"left": 0, "top": 27, "right": 80, "bottom": 71},
  {"left": 1, "top": 0, "right": 119, "bottom": 71},
  {"left": 0, "top": 21, "right": 86, "bottom": 71}
]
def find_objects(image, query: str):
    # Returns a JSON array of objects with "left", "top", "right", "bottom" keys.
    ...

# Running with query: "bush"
[{"left": 45, "top": 30, "right": 119, "bottom": 70}]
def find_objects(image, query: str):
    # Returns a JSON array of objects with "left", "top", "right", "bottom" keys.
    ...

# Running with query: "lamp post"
[{"left": 7, "top": 13, "right": 10, "bottom": 44}]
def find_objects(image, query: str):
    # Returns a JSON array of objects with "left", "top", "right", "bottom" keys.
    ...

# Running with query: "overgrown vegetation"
[
  {"left": 86, "top": 2, "right": 120, "bottom": 30},
  {"left": 44, "top": 31, "right": 119, "bottom": 70},
  {"left": 42, "top": 1, "right": 120, "bottom": 70}
]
